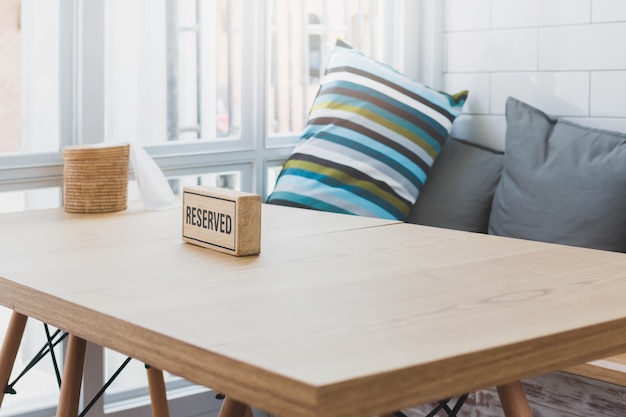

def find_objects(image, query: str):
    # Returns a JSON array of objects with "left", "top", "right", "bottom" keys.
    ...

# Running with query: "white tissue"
[{"left": 129, "top": 144, "right": 176, "bottom": 210}]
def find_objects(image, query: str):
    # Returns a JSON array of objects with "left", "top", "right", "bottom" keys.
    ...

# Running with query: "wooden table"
[{"left": 1, "top": 204, "right": 626, "bottom": 417}]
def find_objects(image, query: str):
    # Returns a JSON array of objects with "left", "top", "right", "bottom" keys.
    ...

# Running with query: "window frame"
[{"left": 0, "top": 0, "right": 434, "bottom": 199}]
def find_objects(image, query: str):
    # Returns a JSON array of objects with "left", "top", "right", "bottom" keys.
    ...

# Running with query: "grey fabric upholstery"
[
  {"left": 407, "top": 137, "right": 504, "bottom": 233},
  {"left": 488, "top": 97, "right": 626, "bottom": 252}
]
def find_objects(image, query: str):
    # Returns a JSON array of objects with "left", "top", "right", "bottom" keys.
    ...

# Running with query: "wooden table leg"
[
  {"left": 146, "top": 366, "right": 170, "bottom": 417},
  {"left": 497, "top": 381, "right": 533, "bottom": 417},
  {"left": 0, "top": 312, "right": 28, "bottom": 407},
  {"left": 56, "top": 335, "right": 86, "bottom": 417},
  {"left": 244, "top": 404, "right": 253, "bottom": 417},
  {"left": 218, "top": 397, "right": 253, "bottom": 417}
]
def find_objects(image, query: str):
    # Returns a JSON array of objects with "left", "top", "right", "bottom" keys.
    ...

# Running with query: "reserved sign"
[{"left": 182, "top": 186, "right": 261, "bottom": 256}]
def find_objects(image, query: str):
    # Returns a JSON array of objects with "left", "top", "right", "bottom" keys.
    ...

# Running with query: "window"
[
  {"left": 0, "top": 1, "right": 417, "bottom": 416},
  {"left": 269, "top": 0, "right": 382, "bottom": 136},
  {"left": 0, "top": 0, "right": 60, "bottom": 155}
]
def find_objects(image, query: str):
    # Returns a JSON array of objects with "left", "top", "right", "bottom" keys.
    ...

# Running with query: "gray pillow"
[
  {"left": 407, "top": 137, "right": 504, "bottom": 233},
  {"left": 488, "top": 97, "right": 626, "bottom": 252}
]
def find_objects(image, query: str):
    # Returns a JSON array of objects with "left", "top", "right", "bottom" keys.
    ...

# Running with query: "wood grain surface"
[{"left": 1, "top": 204, "right": 625, "bottom": 417}]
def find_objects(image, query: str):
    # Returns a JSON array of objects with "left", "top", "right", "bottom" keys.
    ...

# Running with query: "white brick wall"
[{"left": 443, "top": 0, "right": 626, "bottom": 150}]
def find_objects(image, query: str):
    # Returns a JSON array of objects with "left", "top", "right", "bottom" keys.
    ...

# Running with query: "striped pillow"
[{"left": 267, "top": 40, "right": 468, "bottom": 220}]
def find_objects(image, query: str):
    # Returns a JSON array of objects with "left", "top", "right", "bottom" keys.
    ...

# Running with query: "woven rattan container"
[{"left": 62, "top": 144, "right": 130, "bottom": 213}]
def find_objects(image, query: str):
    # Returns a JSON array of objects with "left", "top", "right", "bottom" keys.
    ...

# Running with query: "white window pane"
[
  {"left": 104, "top": 349, "right": 154, "bottom": 395},
  {"left": 0, "top": 0, "right": 60, "bottom": 155},
  {"left": 213, "top": 0, "right": 242, "bottom": 139},
  {"left": 105, "top": 0, "right": 242, "bottom": 144},
  {"left": 0, "top": 188, "right": 61, "bottom": 214},
  {"left": 127, "top": 170, "right": 242, "bottom": 206},
  {"left": 268, "top": 0, "right": 381, "bottom": 136},
  {"left": 172, "top": 171, "right": 242, "bottom": 193},
  {"left": 105, "top": 0, "right": 167, "bottom": 144},
  {"left": 266, "top": 164, "right": 284, "bottom": 196}
]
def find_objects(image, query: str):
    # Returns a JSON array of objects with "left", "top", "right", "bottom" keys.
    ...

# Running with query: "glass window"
[
  {"left": 105, "top": 0, "right": 242, "bottom": 144},
  {"left": 0, "top": 188, "right": 61, "bottom": 214},
  {"left": 266, "top": 164, "right": 283, "bottom": 196},
  {"left": 104, "top": 349, "right": 163, "bottom": 397},
  {"left": 268, "top": 0, "right": 381, "bottom": 136},
  {"left": 0, "top": 0, "right": 60, "bottom": 155}
]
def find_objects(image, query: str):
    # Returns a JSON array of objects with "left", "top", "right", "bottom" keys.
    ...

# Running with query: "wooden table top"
[{"left": 1, "top": 204, "right": 626, "bottom": 417}]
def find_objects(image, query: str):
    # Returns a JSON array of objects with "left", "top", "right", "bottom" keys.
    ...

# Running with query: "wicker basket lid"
[{"left": 61, "top": 143, "right": 130, "bottom": 159}]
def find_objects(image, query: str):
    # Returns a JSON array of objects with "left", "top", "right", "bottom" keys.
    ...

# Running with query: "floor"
[{"left": 403, "top": 371, "right": 626, "bottom": 417}]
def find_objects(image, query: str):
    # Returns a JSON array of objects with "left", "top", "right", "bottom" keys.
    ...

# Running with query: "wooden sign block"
[{"left": 182, "top": 186, "right": 262, "bottom": 256}]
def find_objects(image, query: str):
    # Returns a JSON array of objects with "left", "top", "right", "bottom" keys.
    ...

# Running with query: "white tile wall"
[
  {"left": 443, "top": 73, "right": 491, "bottom": 114},
  {"left": 492, "top": 0, "right": 590, "bottom": 28},
  {"left": 443, "top": 0, "right": 626, "bottom": 147},
  {"left": 450, "top": 115, "right": 507, "bottom": 151},
  {"left": 590, "top": 71, "right": 626, "bottom": 116},
  {"left": 539, "top": 23, "right": 626, "bottom": 70},
  {"left": 444, "top": 0, "right": 490, "bottom": 32},
  {"left": 592, "top": 0, "right": 626, "bottom": 22},
  {"left": 446, "top": 29, "right": 537, "bottom": 72},
  {"left": 490, "top": 72, "right": 589, "bottom": 116}
]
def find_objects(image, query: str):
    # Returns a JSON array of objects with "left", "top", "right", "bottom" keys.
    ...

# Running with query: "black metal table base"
[{"left": 3, "top": 323, "right": 134, "bottom": 417}]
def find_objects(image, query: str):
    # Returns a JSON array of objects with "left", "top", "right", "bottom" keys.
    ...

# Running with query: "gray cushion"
[
  {"left": 406, "top": 137, "right": 504, "bottom": 233},
  {"left": 488, "top": 97, "right": 626, "bottom": 252}
]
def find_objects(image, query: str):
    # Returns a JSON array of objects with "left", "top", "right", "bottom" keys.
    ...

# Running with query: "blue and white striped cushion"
[{"left": 267, "top": 40, "right": 468, "bottom": 220}]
